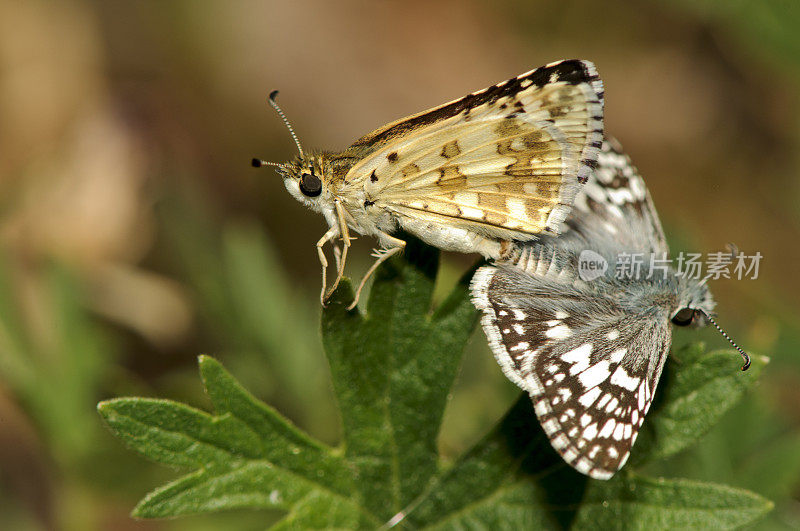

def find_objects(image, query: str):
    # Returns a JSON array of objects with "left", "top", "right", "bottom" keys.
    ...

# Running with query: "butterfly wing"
[
  {"left": 338, "top": 60, "right": 604, "bottom": 238},
  {"left": 549, "top": 138, "right": 669, "bottom": 255},
  {"left": 471, "top": 250, "right": 672, "bottom": 479}
]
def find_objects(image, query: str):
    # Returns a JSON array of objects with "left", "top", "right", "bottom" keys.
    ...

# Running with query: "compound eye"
[
  {"left": 299, "top": 170, "right": 322, "bottom": 197},
  {"left": 671, "top": 308, "right": 696, "bottom": 326}
]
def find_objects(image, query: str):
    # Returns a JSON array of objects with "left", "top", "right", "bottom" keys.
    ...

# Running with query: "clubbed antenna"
[
  {"left": 705, "top": 313, "right": 751, "bottom": 371},
  {"left": 251, "top": 158, "right": 287, "bottom": 170},
  {"left": 268, "top": 90, "right": 305, "bottom": 158}
]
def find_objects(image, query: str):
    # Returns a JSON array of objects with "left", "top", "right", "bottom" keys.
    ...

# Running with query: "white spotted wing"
[
  {"left": 471, "top": 251, "right": 671, "bottom": 479},
  {"left": 471, "top": 140, "right": 678, "bottom": 479},
  {"left": 546, "top": 138, "right": 668, "bottom": 254}
]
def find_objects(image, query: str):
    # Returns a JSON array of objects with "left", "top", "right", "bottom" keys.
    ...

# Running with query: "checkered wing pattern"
[
  {"left": 471, "top": 250, "right": 672, "bottom": 479},
  {"left": 555, "top": 138, "right": 668, "bottom": 254}
]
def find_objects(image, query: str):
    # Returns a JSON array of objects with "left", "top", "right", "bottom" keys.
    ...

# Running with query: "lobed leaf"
[
  {"left": 572, "top": 474, "right": 773, "bottom": 529},
  {"left": 99, "top": 240, "right": 771, "bottom": 528},
  {"left": 321, "top": 237, "right": 478, "bottom": 519},
  {"left": 630, "top": 343, "right": 768, "bottom": 465},
  {"left": 98, "top": 359, "right": 365, "bottom": 523}
]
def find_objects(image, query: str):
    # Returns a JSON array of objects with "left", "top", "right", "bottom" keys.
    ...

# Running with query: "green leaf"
[
  {"left": 99, "top": 239, "right": 771, "bottom": 528},
  {"left": 413, "top": 474, "right": 772, "bottom": 530},
  {"left": 630, "top": 343, "right": 768, "bottom": 465},
  {"left": 198, "top": 355, "right": 350, "bottom": 494},
  {"left": 573, "top": 475, "right": 773, "bottom": 529},
  {"left": 98, "top": 359, "right": 368, "bottom": 526},
  {"left": 99, "top": 398, "right": 264, "bottom": 469},
  {"left": 404, "top": 395, "right": 574, "bottom": 529},
  {"left": 321, "top": 238, "right": 479, "bottom": 518},
  {"left": 405, "top": 393, "right": 771, "bottom": 529},
  {"left": 99, "top": 238, "right": 477, "bottom": 526}
]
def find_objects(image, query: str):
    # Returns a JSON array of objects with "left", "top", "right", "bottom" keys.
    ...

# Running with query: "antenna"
[
  {"left": 251, "top": 158, "right": 287, "bottom": 169},
  {"left": 268, "top": 90, "right": 305, "bottom": 158},
  {"left": 703, "top": 312, "right": 751, "bottom": 371}
]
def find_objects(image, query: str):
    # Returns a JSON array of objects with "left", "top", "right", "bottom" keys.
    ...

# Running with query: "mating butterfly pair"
[{"left": 255, "top": 60, "right": 749, "bottom": 479}]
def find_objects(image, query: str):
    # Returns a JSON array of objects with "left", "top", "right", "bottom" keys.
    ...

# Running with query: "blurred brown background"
[{"left": 1, "top": 1, "right": 799, "bottom": 529}]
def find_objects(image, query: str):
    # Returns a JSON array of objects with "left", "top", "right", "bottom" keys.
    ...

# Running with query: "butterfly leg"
[
  {"left": 316, "top": 225, "right": 339, "bottom": 306},
  {"left": 347, "top": 233, "right": 406, "bottom": 311},
  {"left": 325, "top": 200, "right": 354, "bottom": 300},
  {"left": 332, "top": 243, "right": 342, "bottom": 271}
]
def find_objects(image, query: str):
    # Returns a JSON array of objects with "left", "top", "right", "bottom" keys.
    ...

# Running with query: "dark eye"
[
  {"left": 299, "top": 170, "right": 322, "bottom": 197},
  {"left": 671, "top": 308, "right": 696, "bottom": 326}
]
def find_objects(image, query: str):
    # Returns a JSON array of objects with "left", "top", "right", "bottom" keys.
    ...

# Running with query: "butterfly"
[
  {"left": 253, "top": 60, "right": 604, "bottom": 308},
  {"left": 470, "top": 139, "right": 750, "bottom": 479}
]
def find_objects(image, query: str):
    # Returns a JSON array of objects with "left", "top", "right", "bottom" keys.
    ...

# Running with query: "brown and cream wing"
[{"left": 342, "top": 59, "right": 604, "bottom": 236}]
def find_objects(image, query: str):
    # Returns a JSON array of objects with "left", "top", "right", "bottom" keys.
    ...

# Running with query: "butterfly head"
[
  {"left": 277, "top": 156, "right": 332, "bottom": 211},
  {"left": 670, "top": 273, "right": 751, "bottom": 370},
  {"left": 252, "top": 90, "right": 333, "bottom": 211},
  {"left": 670, "top": 274, "right": 715, "bottom": 328}
]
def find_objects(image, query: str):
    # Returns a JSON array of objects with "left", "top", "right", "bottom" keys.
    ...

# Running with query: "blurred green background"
[{"left": 1, "top": 1, "right": 799, "bottom": 529}]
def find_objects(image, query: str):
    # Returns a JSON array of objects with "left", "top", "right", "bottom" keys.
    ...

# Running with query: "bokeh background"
[{"left": 1, "top": 1, "right": 799, "bottom": 529}]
